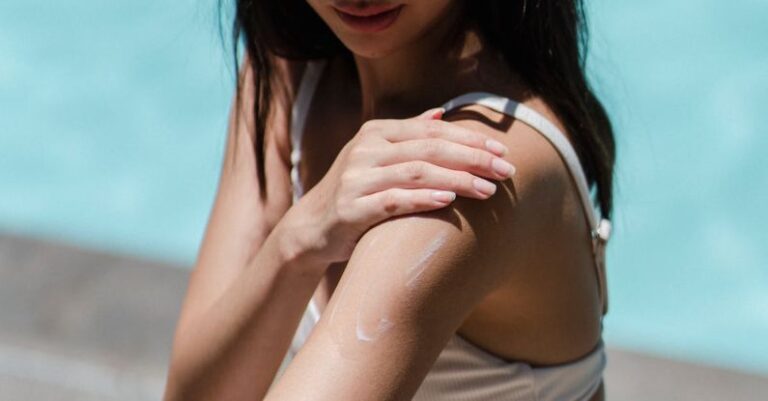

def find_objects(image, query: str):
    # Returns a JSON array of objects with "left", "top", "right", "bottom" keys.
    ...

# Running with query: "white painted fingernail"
[
  {"left": 485, "top": 138, "right": 508, "bottom": 156},
  {"left": 492, "top": 158, "right": 516, "bottom": 178},
  {"left": 473, "top": 178, "right": 497, "bottom": 196},
  {"left": 432, "top": 191, "right": 456, "bottom": 203}
]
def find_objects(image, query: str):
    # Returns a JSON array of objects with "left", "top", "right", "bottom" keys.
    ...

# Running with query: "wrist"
[{"left": 273, "top": 207, "right": 329, "bottom": 278}]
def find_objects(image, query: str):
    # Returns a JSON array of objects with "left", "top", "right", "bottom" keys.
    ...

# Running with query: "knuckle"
[
  {"left": 381, "top": 191, "right": 399, "bottom": 214},
  {"left": 359, "top": 120, "right": 380, "bottom": 136},
  {"left": 403, "top": 161, "right": 426, "bottom": 181},
  {"left": 392, "top": 120, "right": 408, "bottom": 138},
  {"left": 470, "top": 150, "right": 488, "bottom": 170},
  {"left": 423, "top": 120, "right": 442, "bottom": 137},
  {"left": 459, "top": 171, "right": 475, "bottom": 189},
  {"left": 339, "top": 170, "right": 356, "bottom": 186},
  {"left": 348, "top": 144, "right": 369, "bottom": 160},
  {"left": 473, "top": 132, "right": 489, "bottom": 147},
  {"left": 422, "top": 139, "right": 442, "bottom": 158},
  {"left": 335, "top": 199, "right": 354, "bottom": 223}
]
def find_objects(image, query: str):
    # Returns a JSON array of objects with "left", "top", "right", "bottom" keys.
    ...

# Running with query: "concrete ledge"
[
  {"left": 605, "top": 347, "right": 768, "bottom": 400},
  {"left": 1, "top": 233, "right": 766, "bottom": 400}
]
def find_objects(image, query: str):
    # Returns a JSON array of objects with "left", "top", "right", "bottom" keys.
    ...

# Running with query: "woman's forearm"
[{"left": 164, "top": 211, "right": 327, "bottom": 401}]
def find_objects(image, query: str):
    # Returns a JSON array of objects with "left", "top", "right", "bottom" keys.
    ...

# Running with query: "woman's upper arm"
[
  {"left": 264, "top": 110, "right": 571, "bottom": 400},
  {"left": 178, "top": 55, "right": 303, "bottom": 328}
]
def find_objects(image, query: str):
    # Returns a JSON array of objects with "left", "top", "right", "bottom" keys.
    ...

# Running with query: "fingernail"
[
  {"left": 432, "top": 190, "right": 456, "bottom": 203},
  {"left": 431, "top": 107, "right": 446, "bottom": 119},
  {"left": 485, "top": 138, "right": 508, "bottom": 156},
  {"left": 492, "top": 158, "right": 516, "bottom": 178},
  {"left": 473, "top": 178, "right": 497, "bottom": 196}
]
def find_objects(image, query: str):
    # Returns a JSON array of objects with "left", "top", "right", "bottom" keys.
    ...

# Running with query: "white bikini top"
[{"left": 283, "top": 60, "right": 610, "bottom": 401}]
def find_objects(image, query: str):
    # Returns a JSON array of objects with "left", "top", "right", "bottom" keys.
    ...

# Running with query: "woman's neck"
[{"left": 350, "top": 8, "right": 504, "bottom": 121}]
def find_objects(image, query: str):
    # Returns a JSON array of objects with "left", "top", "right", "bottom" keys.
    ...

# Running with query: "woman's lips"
[{"left": 333, "top": 3, "right": 404, "bottom": 33}]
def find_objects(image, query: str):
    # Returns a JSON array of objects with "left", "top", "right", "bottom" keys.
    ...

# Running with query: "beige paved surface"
[{"left": 1, "top": 233, "right": 766, "bottom": 400}]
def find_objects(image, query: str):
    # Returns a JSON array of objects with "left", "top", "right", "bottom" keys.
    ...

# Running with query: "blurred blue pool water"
[{"left": 0, "top": 0, "right": 766, "bottom": 375}]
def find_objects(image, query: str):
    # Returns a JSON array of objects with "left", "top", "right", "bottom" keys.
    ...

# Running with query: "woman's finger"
[
  {"left": 354, "top": 187, "right": 457, "bottom": 221},
  {"left": 375, "top": 138, "right": 515, "bottom": 180},
  {"left": 374, "top": 118, "right": 509, "bottom": 157},
  {"left": 358, "top": 161, "right": 498, "bottom": 199},
  {"left": 414, "top": 107, "right": 445, "bottom": 121}
]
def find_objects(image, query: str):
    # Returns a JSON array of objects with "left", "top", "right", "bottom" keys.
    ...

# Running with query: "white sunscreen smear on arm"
[
  {"left": 404, "top": 234, "right": 448, "bottom": 288},
  {"left": 327, "top": 221, "right": 452, "bottom": 357},
  {"left": 355, "top": 231, "right": 448, "bottom": 343}
]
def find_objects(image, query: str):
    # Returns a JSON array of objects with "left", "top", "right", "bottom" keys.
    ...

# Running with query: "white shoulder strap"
[
  {"left": 441, "top": 92, "right": 611, "bottom": 315},
  {"left": 289, "top": 60, "right": 327, "bottom": 202}
]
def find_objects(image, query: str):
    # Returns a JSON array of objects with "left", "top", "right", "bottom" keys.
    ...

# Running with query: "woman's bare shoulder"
[
  {"left": 440, "top": 95, "right": 602, "bottom": 361},
  {"left": 440, "top": 96, "right": 586, "bottom": 242}
]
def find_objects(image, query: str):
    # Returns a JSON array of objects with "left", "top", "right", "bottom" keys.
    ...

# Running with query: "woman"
[{"left": 164, "top": 0, "right": 615, "bottom": 400}]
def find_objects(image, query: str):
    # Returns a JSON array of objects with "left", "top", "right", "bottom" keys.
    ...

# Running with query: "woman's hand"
[{"left": 284, "top": 107, "right": 516, "bottom": 267}]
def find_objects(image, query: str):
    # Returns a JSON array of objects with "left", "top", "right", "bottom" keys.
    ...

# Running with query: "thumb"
[{"left": 414, "top": 107, "right": 445, "bottom": 120}]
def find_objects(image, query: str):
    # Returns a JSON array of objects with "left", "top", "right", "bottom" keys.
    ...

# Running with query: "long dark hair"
[{"left": 226, "top": 0, "right": 616, "bottom": 219}]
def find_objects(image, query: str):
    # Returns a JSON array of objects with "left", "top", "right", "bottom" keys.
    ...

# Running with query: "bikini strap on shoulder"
[{"left": 441, "top": 91, "right": 611, "bottom": 315}]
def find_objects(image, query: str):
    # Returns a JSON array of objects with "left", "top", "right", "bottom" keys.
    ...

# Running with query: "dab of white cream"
[{"left": 355, "top": 308, "right": 394, "bottom": 342}]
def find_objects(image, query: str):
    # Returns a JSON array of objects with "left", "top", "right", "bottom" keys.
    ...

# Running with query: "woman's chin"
[
  {"left": 346, "top": 47, "right": 393, "bottom": 60},
  {"left": 344, "top": 43, "right": 394, "bottom": 59},
  {"left": 336, "top": 38, "right": 404, "bottom": 60}
]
